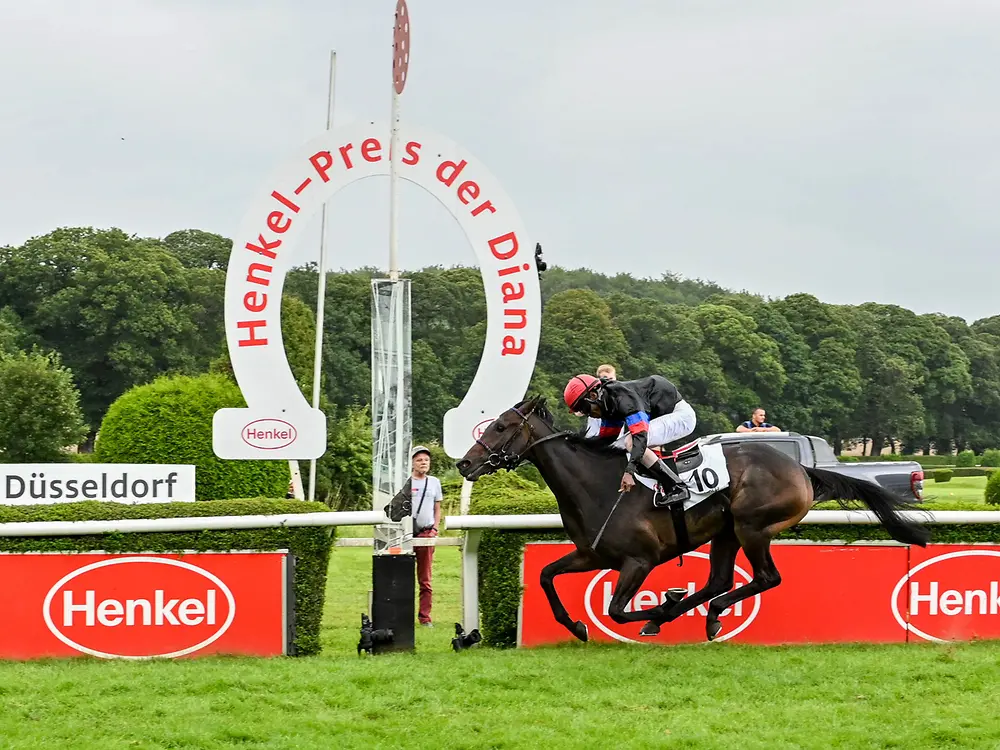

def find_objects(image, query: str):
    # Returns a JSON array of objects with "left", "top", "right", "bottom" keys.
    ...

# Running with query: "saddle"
[
  {"left": 636, "top": 439, "right": 703, "bottom": 482},
  {"left": 660, "top": 439, "right": 704, "bottom": 475}
]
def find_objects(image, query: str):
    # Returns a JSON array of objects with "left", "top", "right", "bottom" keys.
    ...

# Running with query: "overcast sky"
[{"left": 3, "top": 0, "right": 999, "bottom": 323}]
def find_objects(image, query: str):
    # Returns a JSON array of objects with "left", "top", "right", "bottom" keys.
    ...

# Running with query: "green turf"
[
  {"left": 919, "top": 475, "right": 992, "bottom": 509},
  {"left": 2, "top": 543, "right": 1000, "bottom": 749}
]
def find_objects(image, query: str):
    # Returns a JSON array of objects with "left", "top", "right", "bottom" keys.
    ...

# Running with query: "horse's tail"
[{"left": 803, "top": 466, "right": 930, "bottom": 547}]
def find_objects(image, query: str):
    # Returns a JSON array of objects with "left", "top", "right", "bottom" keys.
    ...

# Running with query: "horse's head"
[
  {"left": 383, "top": 479, "right": 413, "bottom": 522},
  {"left": 456, "top": 395, "right": 557, "bottom": 481}
]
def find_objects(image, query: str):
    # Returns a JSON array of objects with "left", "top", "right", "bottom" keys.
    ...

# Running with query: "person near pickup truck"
[
  {"left": 564, "top": 372, "right": 696, "bottom": 509},
  {"left": 736, "top": 408, "right": 781, "bottom": 433},
  {"left": 583, "top": 364, "right": 619, "bottom": 438}
]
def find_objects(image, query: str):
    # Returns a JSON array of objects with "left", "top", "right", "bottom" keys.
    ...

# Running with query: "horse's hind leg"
[
  {"left": 606, "top": 556, "right": 654, "bottom": 624},
  {"left": 704, "top": 527, "right": 782, "bottom": 641},
  {"left": 638, "top": 524, "right": 740, "bottom": 637},
  {"left": 539, "top": 549, "right": 600, "bottom": 642}
]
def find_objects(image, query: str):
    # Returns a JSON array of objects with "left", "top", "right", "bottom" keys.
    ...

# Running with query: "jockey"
[{"left": 564, "top": 373, "right": 697, "bottom": 508}]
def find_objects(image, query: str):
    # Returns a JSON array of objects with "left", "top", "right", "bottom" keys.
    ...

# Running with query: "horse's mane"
[
  {"left": 515, "top": 394, "right": 555, "bottom": 426},
  {"left": 516, "top": 394, "right": 627, "bottom": 462}
]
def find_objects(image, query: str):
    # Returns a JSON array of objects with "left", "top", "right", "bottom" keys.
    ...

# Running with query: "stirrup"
[{"left": 653, "top": 483, "right": 689, "bottom": 509}]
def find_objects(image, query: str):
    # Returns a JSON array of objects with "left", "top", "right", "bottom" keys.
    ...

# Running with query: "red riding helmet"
[{"left": 564, "top": 373, "right": 600, "bottom": 411}]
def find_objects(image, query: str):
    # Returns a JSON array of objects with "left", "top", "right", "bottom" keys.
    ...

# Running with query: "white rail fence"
[{"left": 1, "top": 508, "right": 997, "bottom": 637}]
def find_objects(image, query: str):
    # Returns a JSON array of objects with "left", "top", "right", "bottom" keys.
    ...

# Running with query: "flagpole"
[{"left": 307, "top": 49, "right": 337, "bottom": 502}]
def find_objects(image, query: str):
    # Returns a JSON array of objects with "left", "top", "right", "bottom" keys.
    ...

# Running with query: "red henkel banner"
[
  {"left": 896, "top": 544, "right": 1000, "bottom": 643},
  {"left": 0, "top": 551, "right": 292, "bottom": 660},
  {"left": 519, "top": 542, "right": 910, "bottom": 646}
]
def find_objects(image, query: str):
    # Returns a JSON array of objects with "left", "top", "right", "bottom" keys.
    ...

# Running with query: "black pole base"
[{"left": 370, "top": 552, "right": 416, "bottom": 654}]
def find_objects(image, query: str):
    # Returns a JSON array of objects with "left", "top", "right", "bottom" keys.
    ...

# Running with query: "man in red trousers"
[{"left": 409, "top": 445, "right": 443, "bottom": 627}]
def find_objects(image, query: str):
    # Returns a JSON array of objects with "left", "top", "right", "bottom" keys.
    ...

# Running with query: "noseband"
[{"left": 472, "top": 403, "right": 566, "bottom": 471}]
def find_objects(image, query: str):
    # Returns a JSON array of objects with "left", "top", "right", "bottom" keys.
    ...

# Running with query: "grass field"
[
  {"left": 3, "top": 535, "right": 1000, "bottom": 749},
  {"left": 812, "top": 474, "right": 994, "bottom": 511},
  {"left": 920, "top": 475, "right": 992, "bottom": 509}
]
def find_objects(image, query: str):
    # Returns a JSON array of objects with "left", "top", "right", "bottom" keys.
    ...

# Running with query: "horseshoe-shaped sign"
[{"left": 212, "top": 120, "right": 541, "bottom": 460}]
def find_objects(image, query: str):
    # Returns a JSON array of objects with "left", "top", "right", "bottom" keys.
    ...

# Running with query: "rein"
[
  {"left": 473, "top": 402, "right": 624, "bottom": 552},
  {"left": 472, "top": 404, "right": 570, "bottom": 472}
]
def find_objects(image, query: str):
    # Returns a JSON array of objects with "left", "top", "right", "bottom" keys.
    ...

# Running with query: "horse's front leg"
[{"left": 539, "top": 549, "right": 601, "bottom": 642}]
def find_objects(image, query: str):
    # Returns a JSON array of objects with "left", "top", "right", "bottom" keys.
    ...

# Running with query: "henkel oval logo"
[
  {"left": 241, "top": 418, "right": 297, "bottom": 450},
  {"left": 892, "top": 549, "right": 1000, "bottom": 643},
  {"left": 43, "top": 557, "right": 237, "bottom": 659},
  {"left": 472, "top": 418, "right": 493, "bottom": 440},
  {"left": 582, "top": 551, "right": 761, "bottom": 643}
]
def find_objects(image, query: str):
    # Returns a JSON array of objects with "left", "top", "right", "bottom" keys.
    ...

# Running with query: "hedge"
[
  {"left": 466, "top": 475, "right": 1000, "bottom": 649},
  {"left": 948, "top": 467, "right": 996, "bottom": 478},
  {"left": 95, "top": 373, "right": 289, "bottom": 501},
  {"left": 852, "top": 454, "right": 957, "bottom": 466},
  {"left": 0, "top": 498, "right": 335, "bottom": 656},
  {"left": 987, "top": 473, "right": 1000, "bottom": 506},
  {"left": 933, "top": 469, "right": 953, "bottom": 483}
]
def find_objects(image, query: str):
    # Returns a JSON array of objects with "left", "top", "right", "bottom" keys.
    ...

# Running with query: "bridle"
[{"left": 472, "top": 401, "right": 568, "bottom": 471}]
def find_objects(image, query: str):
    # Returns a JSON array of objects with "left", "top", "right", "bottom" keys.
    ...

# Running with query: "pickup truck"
[{"left": 697, "top": 431, "right": 924, "bottom": 503}]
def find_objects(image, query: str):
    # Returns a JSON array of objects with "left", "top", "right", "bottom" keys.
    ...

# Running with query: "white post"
[
  {"left": 461, "top": 529, "right": 482, "bottom": 633},
  {"left": 307, "top": 49, "right": 337, "bottom": 502},
  {"left": 388, "top": 0, "right": 408, "bottom": 498},
  {"left": 460, "top": 478, "right": 473, "bottom": 515},
  {"left": 288, "top": 460, "right": 304, "bottom": 500},
  {"left": 388, "top": 60, "right": 401, "bottom": 282}
]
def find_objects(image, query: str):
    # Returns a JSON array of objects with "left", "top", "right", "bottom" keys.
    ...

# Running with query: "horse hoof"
[
  {"left": 639, "top": 622, "right": 661, "bottom": 637},
  {"left": 573, "top": 621, "right": 589, "bottom": 642},
  {"left": 666, "top": 588, "right": 687, "bottom": 604},
  {"left": 706, "top": 621, "right": 723, "bottom": 641}
]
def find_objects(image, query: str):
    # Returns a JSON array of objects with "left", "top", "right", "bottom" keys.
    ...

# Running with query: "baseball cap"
[{"left": 411, "top": 445, "right": 431, "bottom": 458}]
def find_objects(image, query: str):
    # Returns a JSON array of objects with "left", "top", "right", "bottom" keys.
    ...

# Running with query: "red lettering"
[
  {"left": 501, "top": 282, "right": 525, "bottom": 302},
  {"left": 489, "top": 232, "right": 519, "bottom": 260},
  {"left": 267, "top": 211, "right": 291, "bottom": 233},
  {"left": 339, "top": 143, "right": 354, "bottom": 169},
  {"left": 504, "top": 309, "right": 528, "bottom": 330},
  {"left": 237, "top": 320, "right": 268, "bottom": 347},
  {"left": 403, "top": 141, "right": 421, "bottom": 165},
  {"left": 244, "top": 291, "right": 267, "bottom": 313},
  {"left": 271, "top": 191, "right": 299, "bottom": 213},
  {"left": 246, "top": 263, "right": 272, "bottom": 286},
  {"left": 246, "top": 235, "right": 281, "bottom": 260},
  {"left": 310, "top": 151, "right": 333, "bottom": 182},
  {"left": 361, "top": 138, "right": 382, "bottom": 162},
  {"left": 472, "top": 200, "right": 496, "bottom": 217},
  {"left": 502, "top": 336, "right": 525, "bottom": 356},
  {"left": 457, "top": 180, "right": 480, "bottom": 205},
  {"left": 436, "top": 158, "right": 467, "bottom": 187},
  {"left": 499, "top": 263, "right": 532, "bottom": 277}
]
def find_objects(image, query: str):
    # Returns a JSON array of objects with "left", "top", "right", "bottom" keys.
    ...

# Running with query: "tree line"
[{"left": 2, "top": 225, "right": 998, "bottom": 461}]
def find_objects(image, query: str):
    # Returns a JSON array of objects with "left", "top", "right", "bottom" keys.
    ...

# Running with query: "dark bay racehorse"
[{"left": 452, "top": 395, "right": 930, "bottom": 643}]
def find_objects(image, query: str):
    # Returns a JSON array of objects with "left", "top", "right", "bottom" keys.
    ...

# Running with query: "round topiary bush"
[
  {"left": 956, "top": 450, "right": 977, "bottom": 467},
  {"left": 982, "top": 448, "right": 1000, "bottom": 468},
  {"left": 95, "top": 373, "right": 290, "bottom": 501},
  {"left": 934, "top": 469, "right": 953, "bottom": 483},
  {"left": 985, "top": 471, "right": 1000, "bottom": 506}
]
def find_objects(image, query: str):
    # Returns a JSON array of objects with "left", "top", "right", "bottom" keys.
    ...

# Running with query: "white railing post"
[{"left": 462, "top": 528, "right": 482, "bottom": 633}]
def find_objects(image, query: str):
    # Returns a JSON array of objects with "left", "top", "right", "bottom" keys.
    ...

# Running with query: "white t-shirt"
[{"left": 409, "top": 474, "right": 443, "bottom": 531}]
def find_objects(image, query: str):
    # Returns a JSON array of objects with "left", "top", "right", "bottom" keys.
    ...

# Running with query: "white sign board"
[
  {"left": 214, "top": 120, "right": 541, "bottom": 461},
  {"left": 1, "top": 464, "right": 196, "bottom": 505},
  {"left": 212, "top": 407, "right": 327, "bottom": 460}
]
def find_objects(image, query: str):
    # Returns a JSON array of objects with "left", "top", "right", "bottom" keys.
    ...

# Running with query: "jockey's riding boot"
[{"left": 646, "top": 459, "right": 690, "bottom": 509}]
